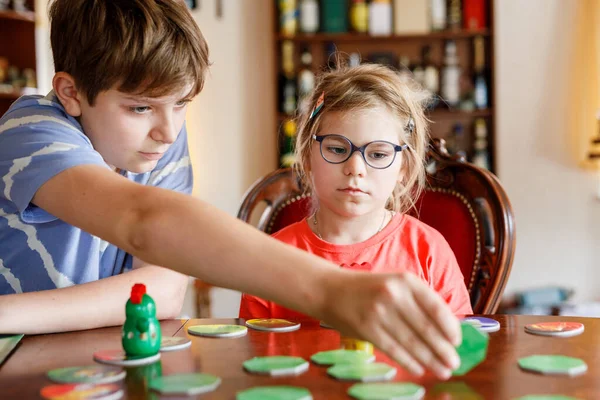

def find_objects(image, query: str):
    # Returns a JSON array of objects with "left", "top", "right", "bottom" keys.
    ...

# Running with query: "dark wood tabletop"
[{"left": 1, "top": 315, "right": 598, "bottom": 399}]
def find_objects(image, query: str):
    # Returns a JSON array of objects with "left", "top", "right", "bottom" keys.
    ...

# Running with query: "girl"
[{"left": 240, "top": 63, "right": 472, "bottom": 331}]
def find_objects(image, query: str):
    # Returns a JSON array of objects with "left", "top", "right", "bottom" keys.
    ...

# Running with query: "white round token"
[
  {"left": 93, "top": 349, "right": 160, "bottom": 367},
  {"left": 187, "top": 324, "right": 248, "bottom": 338},
  {"left": 245, "top": 318, "right": 301, "bottom": 332},
  {"left": 462, "top": 317, "right": 501, "bottom": 333},
  {"left": 160, "top": 336, "right": 192, "bottom": 352}
]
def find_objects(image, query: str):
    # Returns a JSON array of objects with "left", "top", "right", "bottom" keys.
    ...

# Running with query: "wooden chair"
[{"left": 230, "top": 139, "right": 516, "bottom": 314}]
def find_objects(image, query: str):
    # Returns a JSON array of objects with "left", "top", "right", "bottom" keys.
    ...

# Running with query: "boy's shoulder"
[{"left": 0, "top": 92, "right": 83, "bottom": 136}]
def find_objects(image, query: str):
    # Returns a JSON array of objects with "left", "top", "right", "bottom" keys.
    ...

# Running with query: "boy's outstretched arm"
[
  {"left": 4, "top": 164, "right": 461, "bottom": 379},
  {"left": 0, "top": 263, "right": 187, "bottom": 334}
]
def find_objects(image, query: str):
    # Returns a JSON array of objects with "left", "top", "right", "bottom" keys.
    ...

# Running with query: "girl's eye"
[
  {"left": 369, "top": 152, "right": 390, "bottom": 160},
  {"left": 130, "top": 106, "right": 150, "bottom": 114},
  {"left": 326, "top": 146, "right": 347, "bottom": 155}
]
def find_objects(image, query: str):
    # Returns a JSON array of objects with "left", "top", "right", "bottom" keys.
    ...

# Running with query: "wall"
[
  {"left": 184, "top": 0, "right": 276, "bottom": 317},
  {"left": 496, "top": 0, "right": 600, "bottom": 303}
]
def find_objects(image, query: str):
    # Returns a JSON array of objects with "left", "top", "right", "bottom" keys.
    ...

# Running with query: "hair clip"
[
  {"left": 309, "top": 91, "right": 325, "bottom": 120},
  {"left": 406, "top": 117, "right": 415, "bottom": 134}
]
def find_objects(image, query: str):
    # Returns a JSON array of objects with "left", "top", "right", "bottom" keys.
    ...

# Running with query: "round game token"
[
  {"left": 236, "top": 386, "right": 313, "bottom": 400},
  {"left": 514, "top": 396, "right": 582, "bottom": 400},
  {"left": 149, "top": 373, "right": 221, "bottom": 396},
  {"left": 461, "top": 317, "right": 501, "bottom": 333},
  {"left": 47, "top": 365, "right": 125, "bottom": 384},
  {"left": 327, "top": 362, "right": 397, "bottom": 382},
  {"left": 93, "top": 349, "right": 160, "bottom": 367},
  {"left": 311, "top": 349, "right": 375, "bottom": 366},
  {"left": 160, "top": 336, "right": 192, "bottom": 352},
  {"left": 40, "top": 383, "right": 123, "bottom": 400},
  {"left": 320, "top": 321, "right": 334, "bottom": 329},
  {"left": 524, "top": 322, "right": 584, "bottom": 338},
  {"left": 518, "top": 355, "right": 588, "bottom": 376},
  {"left": 187, "top": 324, "right": 248, "bottom": 338},
  {"left": 245, "top": 318, "right": 301, "bottom": 332},
  {"left": 243, "top": 356, "right": 309, "bottom": 377},
  {"left": 340, "top": 338, "right": 374, "bottom": 354},
  {"left": 348, "top": 382, "right": 425, "bottom": 400}
]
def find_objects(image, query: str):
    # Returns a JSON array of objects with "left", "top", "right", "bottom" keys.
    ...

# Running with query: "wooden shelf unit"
[
  {"left": 273, "top": 1, "right": 496, "bottom": 173},
  {"left": 0, "top": 1, "right": 37, "bottom": 117}
]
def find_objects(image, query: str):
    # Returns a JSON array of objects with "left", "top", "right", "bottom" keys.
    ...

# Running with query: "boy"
[{"left": 0, "top": 0, "right": 461, "bottom": 379}]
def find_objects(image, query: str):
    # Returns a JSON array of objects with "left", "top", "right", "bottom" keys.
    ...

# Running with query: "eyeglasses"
[{"left": 312, "top": 134, "right": 408, "bottom": 169}]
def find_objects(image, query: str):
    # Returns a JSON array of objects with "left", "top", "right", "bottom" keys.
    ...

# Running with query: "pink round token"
[{"left": 524, "top": 322, "right": 584, "bottom": 337}]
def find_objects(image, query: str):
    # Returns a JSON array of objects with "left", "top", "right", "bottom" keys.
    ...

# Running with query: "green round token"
[
  {"left": 328, "top": 362, "right": 397, "bottom": 382},
  {"left": 236, "top": 386, "right": 313, "bottom": 400},
  {"left": 518, "top": 355, "right": 587, "bottom": 376},
  {"left": 187, "top": 324, "right": 247, "bottom": 338},
  {"left": 243, "top": 356, "right": 309, "bottom": 377},
  {"left": 47, "top": 366, "right": 125, "bottom": 384},
  {"left": 311, "top": 349, "right": 375, "bottom": 366},
  {"left": 348, "top": 382, "right": 425, "bottom": 400},
  {"left": 149, "top": 373, "right": 221, "bottom": 395},
  {"left": 514, "top": 396, "right": 582, "bottom": 400}
]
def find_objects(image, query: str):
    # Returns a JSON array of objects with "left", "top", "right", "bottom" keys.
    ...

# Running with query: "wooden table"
[{"left": 1, "top": 315, "right": 599, "bottom": 399}]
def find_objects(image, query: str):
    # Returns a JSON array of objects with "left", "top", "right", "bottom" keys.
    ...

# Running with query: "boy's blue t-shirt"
[{"left": 0, "top": 92, "right": 193, "bottom": 295}]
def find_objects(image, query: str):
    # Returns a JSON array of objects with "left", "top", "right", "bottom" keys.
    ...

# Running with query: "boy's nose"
[{"left": 151, "top": 122, "right": 178, "bottom": 144}]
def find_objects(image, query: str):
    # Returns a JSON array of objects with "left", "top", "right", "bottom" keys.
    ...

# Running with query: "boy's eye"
[
  {"left": 175, "top": 100, "right": 189, "bottom": 107},
  {"left": 130, "top": 106, "right": 150, "bottom": 114}
]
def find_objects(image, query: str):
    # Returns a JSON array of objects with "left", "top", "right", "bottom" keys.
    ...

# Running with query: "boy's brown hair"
[
  {"left": 49, "top": 0, "right": 210, "bottom": 105},
  {"left": 294, "top": 63, "right": 431, "bottom": 214}
]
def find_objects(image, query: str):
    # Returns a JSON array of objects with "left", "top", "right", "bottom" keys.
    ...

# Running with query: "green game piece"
[
  {"left": 243, "top": 356, "right": 309, "bottom": 376},
  {"left": 348, "top": 382, "right": 425, "bottom": 400},
  {"left": 311, "top": 349, "right": 375, "bottom": 365},
  {"left": 518, "top": 355, "right": 587, "bottom": 376},
  {"left": 513, "top": 396, "right": 582, "bottom": 400},
  {"left": 187, "top": 324, "right": 248, "bottom": 338},
  {"left": 0, "top": 334, "right": 23, "bottom": 366},
  {"left": 149, "top": 373, "right": 221, "bottom": 395},
  {"left": 122, "top": 283, "right": 161, "bottom": 357},
  {"left": 453, "top": 322, "right": 489, "bottom": 376},
  {"left": 236, "top": 386, "right": 313, "bottom": 400},
  {"left": 328, "top": 362, "right": 397, "bottom": 382}
]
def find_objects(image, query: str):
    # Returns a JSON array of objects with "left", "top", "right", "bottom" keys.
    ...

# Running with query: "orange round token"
[
  {"left": 524, "top": 322, "right": 584, "bottom": 337},
  {"left": 245, "top": 319, "right": 300, "bottom": 332}
]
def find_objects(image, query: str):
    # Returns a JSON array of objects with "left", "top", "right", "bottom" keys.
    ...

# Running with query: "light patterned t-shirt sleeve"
[{"left": 0, "top": 98, "right": 108, "bottom": 223}]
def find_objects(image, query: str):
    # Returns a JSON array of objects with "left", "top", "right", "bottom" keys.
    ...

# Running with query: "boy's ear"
[{"left": 52, "top": 72, "right": 83, "bottom": 117}]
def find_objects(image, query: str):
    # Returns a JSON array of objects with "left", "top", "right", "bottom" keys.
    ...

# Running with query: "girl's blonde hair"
[{"left": 294, "top": 62, "right": 431, "bottom": 214}]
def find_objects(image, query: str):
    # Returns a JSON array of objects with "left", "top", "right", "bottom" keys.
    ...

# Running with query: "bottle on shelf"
[
  {"left": 463, "top": 0, "right": 487, "bottom": 30},
  {"left": 447, "top": 0, "right": 462, "bottom": 30},
  {"left": 299, "top": 0, "right": 319, "bottom": 34},
  {"left": 325, "top": 42, "right": 338, "bottom": 70},
  {"left": 349, "top": 0, "right": 368, "bottom": 34},
  {"left": 321, "top": 0, "right": 348, "bottom": 33},
  {"left": 368, "top": 0, "right": 392, "bottom": 37},
  {"left": 422, "top": 45, "right": 439, "bottom": 108},
  {"left": 448, "top": 123, "right": 467, "bottom": 158},
  {"left": 430, "top": 0, "right": 446, "bottom": 31},
  {"left": 280, "top": 119, "right": 298, "bottom": 167},
  {"left": 298, "top": 46, "right": 315, "bottom": 100},
  {"left": 280, "top": 40, "right": 297, "bottom": 115},
  {"left": 473, "top": 35, "right": 488, "bottom": 110},
  {"left": 279, "top": 0, "right": 298, "bottom": 36},
  {"left": 349, "top": 52, "right": 361, "bottom": 67},
  {"left": 411, "top": 53, "right": 425, "bottom": 89},
  {"left": 441, "top": 40, "right": 461, "bottom": 108},
  {"left": 472, "top": 118, "right": 490, "bottom": 170}
]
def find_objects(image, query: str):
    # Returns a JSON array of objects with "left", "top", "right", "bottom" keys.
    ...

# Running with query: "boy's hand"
[{"left": 321, "top": 271, "right": 462, "bottom": 380}]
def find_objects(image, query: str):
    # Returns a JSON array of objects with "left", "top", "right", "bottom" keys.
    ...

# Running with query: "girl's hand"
[{"left": 321, "top": 271, "right": 462, "bottom": 380}]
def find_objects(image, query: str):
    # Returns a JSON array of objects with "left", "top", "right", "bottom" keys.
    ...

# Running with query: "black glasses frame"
[{"left": 312, "top": 134, "right": 409, "bottom": 169}]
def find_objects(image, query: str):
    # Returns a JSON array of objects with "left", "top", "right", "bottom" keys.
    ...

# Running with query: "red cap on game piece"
[{"left": 130, "top": 283, "right": 146, "bottom": 304}]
